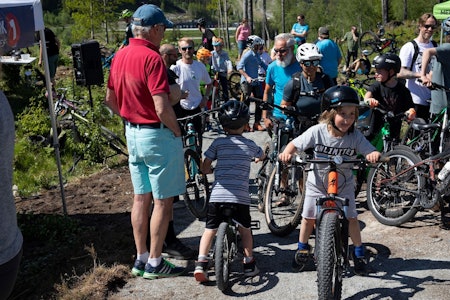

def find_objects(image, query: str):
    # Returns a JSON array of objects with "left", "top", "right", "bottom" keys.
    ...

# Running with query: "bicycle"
[
  {"left": 359, "top": 29, "right": 402, "bottom": 56},
  {"left": 177, "top": 108, "right": 220, "bottom": 218},
  {"left": 294, "top": 154, "right": 381, "bottom": 300},
  {"left": 251, "top": 97, "right": 319, "bottom": 237},
  {"left": 343, "top": 74, "right": 375, "bottom": 100},
  {"left": 400, "top": 81, "right": 450, "bottom": 159},
  {"left": 366, "top": 146, "right": 450, "bottom": 227},
  {"left": 53, "top": 88, "right": 128, "bottom": 171}
]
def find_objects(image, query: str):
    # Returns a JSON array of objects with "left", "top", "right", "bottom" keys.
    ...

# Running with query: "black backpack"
[
  {"left": 291, "top": 70, "right": 333, "bottom": 102},
  {"left": 409, "top": 39, "right": 438, "bottom": 70}
]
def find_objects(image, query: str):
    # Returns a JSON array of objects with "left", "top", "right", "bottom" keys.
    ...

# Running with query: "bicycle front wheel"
[
  {"left": 366, "top": 148, "right": 424, "bottom": 226},
  {"left": 228, "top": 72, "right": 242, "bottom": 100},
  {"left": 183, "top": 149, "right": 210, "bottom": 219},
  {"left": 316, "top": 212, "right": 343, "bottom": 300},
  {"left": 264, "top": 164, "right": 306, "bottom": 236},
  {"left": 215, "top": 222, "right": 232, "bottom": 291},
  {"left": 359, "top": 31, "right": 379, "bottom": 55}
]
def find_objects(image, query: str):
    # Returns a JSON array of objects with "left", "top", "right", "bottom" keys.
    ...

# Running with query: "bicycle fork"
[{"left": 315, "top": 164, "right": 350, "bottom": 266}]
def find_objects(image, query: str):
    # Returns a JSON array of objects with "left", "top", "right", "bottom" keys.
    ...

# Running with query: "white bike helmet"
[
  {"left": 443, "top": 17, "right": 450, "bottom": 33},
  {"left": 296, "top": 43, "right": 323, "bottom": 62},
  {"left": 247, "top": 35, "right": 264, "bottom": 48}
]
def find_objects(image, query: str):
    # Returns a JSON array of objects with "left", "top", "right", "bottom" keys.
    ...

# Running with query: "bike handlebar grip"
[{"left": 379, "top": 156, "right": 390, "bottom": 163}]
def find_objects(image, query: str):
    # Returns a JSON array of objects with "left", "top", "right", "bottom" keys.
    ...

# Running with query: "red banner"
[{"left": 0, "top": 5, "right": 35, "bottom": 53}]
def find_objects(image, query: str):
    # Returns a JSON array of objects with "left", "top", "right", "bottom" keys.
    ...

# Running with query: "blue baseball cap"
[{"left": 132, "top": 4, "right": 173, "bottom": 28}]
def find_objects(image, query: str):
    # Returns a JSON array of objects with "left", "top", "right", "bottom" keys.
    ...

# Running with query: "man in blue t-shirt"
[
  {"left": 291, "top": 14, "right": 309, "bottom": 46},
  {"left": 262, "top": 33, "right": 301, "bottom": 130},
  {"left": 316, "top": 26, "right": 341, "bottom": 85}
]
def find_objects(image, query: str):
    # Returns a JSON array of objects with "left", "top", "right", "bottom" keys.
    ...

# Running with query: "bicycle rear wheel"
[
  {"left": 359, "top": 31, "right": 379, "bottom": 55},
  {"left": 316, "top": 212, "right": 343, "bottom": 300},
  {"left": 215, "top": 222, "right": 232, "bottom": 291},
  {"left": 228, "top": 72, "right": 242, "bottom": 100},
  {"left": 264, "top": 163, "right": 306, "bottom": 236},
  {"left": 183, "top": 149, "right": 210, "bottom": 219},
  {"left": 366, "top": 148, "right": 423, "bottom": 226}
]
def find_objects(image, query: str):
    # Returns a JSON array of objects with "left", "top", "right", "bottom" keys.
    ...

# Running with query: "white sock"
[
  {"left": 137, "top": 251, "right": 149, "bottom": 263},
  {"left": 148, "top": 256, "right": 162, "bottom": 267}
]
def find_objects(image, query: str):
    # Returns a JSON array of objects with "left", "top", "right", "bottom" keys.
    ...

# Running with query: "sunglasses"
[
  {"left": 181, "top": 46, "right": 194, "bottom": 51},
  {"left": 423, "top": 24, "right": 437, "bottom": 30},
  {"left": 273, "top": 48, "right": 288, "bottom": 54},
  {"left": 302, "top": 60, "right": 320, "bottom": 67}
]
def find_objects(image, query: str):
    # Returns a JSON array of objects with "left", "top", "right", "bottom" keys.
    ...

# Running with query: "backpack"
[
  {"left": 409, "top": 39, "right": 438, "bottom": 70},
  {"left": 291, "top": 70, "right": 333, "bottom": 102}
]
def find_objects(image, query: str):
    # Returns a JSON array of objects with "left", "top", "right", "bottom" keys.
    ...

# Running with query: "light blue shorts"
[{"left": 125, "top": 125, "right": 185, "bottom": 199}]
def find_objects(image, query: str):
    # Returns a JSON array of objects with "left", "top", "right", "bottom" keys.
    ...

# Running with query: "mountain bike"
[
  {"left": 207, "top": 203, "right": 260, "bottom": 291},
  {"left": 359, "top": 31, "right": 402, "bottom": 55},
  {"left": 53, "top": 88, "right": 128, "bottom": 171},
  {"left": 367, "top": 146, "right": 450, "bottom": 227},
  {"left": 177, "top": 108, "right": 220, "bottom": 218},
  {"left": 251, "top": 97, "right": 319, "bottom": 237},
  {"left": 400, "top": 81, "right": 450, "bottom": 159},
  {"left": 354, "top": 104, "right": 409, "bottom": 199},
  {"left": 343, "top": 74, "right": 375, "bottom": 100},
  {"left": 295, "top": 155, "right": 380, "bottom": 300}
]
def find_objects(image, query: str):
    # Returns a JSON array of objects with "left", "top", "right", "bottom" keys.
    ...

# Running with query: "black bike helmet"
[
  {"left": 321, "top": 85, "right": 359, "bottom": 112},
  {"left": 197, "top": 18, "right": 206, "bottom": 27},
  {"left": 219, "top": 100, "right": 250, "bottom": 130},
  {"left": 372, "top": 53, "right": 401, "bottom": 73}
]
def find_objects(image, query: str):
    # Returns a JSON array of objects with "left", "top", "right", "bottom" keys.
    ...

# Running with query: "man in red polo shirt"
[{"left": 105, "top": 4, "right": 185, "bottom": 280}]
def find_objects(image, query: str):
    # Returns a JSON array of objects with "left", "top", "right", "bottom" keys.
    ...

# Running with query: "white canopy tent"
[{"left": 0, "top": 0, "right": 67, "bottom": 214}]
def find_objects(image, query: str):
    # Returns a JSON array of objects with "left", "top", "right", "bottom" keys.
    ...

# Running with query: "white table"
[{"left": 0, "top": 56, "right": 37, "bottom": 65}]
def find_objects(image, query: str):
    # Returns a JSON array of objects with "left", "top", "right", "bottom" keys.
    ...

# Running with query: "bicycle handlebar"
[
  {"left": 290, "top": 154, "right": 389, "bottom": 167},
  {"left": 176, "top": 107, "right": 222, "bottom": 122},
  {"left": 418, "top": 79, "right": 450, "bottom": 92},
  {"left": 248, "top": 96, "right": 320, "bottom": 121}
]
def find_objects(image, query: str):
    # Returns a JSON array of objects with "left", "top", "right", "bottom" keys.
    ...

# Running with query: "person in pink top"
[{"left": 235, "top": 18, "right": 251, "bottom": 60}]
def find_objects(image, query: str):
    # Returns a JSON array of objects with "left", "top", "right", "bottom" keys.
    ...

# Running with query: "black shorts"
[{"left": 205, "top": 202, "right": 251, "bottom": 229}]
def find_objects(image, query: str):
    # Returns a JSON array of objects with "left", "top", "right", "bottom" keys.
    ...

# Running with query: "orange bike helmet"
[{"left": 196, "top": 48, "right": 212, "bottom": 59}]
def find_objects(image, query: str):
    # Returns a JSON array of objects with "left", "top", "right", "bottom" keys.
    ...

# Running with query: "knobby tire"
[
  {"left": 366, "top": 148, "right": 423, "bottom": 226},
  {"left": 183, "top": 149, "right": 209, "bottom": 219},
  {"left": 215, "top": 222, "right": 231, "bottom": 291},
  {"left": 264, "top": 164, "right": 306, "bottom": 236},
  {"left": 317, "top": 212, "right": 343, "bottom": 300}
]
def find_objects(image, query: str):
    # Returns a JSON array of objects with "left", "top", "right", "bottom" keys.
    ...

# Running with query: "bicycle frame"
[{"left": 401, "top": 107, "right": 448, "bottom": 157}]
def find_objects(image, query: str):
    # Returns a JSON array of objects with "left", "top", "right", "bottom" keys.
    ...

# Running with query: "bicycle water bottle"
[{"left": 438, "top": 161, "right": 450, "bottom": 181}]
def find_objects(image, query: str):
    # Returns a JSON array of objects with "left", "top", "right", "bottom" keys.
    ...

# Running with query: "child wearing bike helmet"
[
  {"left": 237, "top": 35, "right": 268, "bottom": 131},
  {"left": 279, "top": 86, "right": 381, "bottom": 275},
  {"left": 364, "top": 53, "right": 416, "bottom": 141},
  {"left": 194, "top": 100, "right": 265, "bottom": 283}
]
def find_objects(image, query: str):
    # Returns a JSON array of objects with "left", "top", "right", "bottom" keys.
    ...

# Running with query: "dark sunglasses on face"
[
  {"left": 423, "top": 24, "right": 437, "bottom": 30},
  {"left": 273, "top": 48, "right": 288, "bottom": 54},
  {"left": 302, "top": 60, "right": 320, "bottom": 67},
  {"left": 181, "top": 46, "right": 194, "bottom": 51}
]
